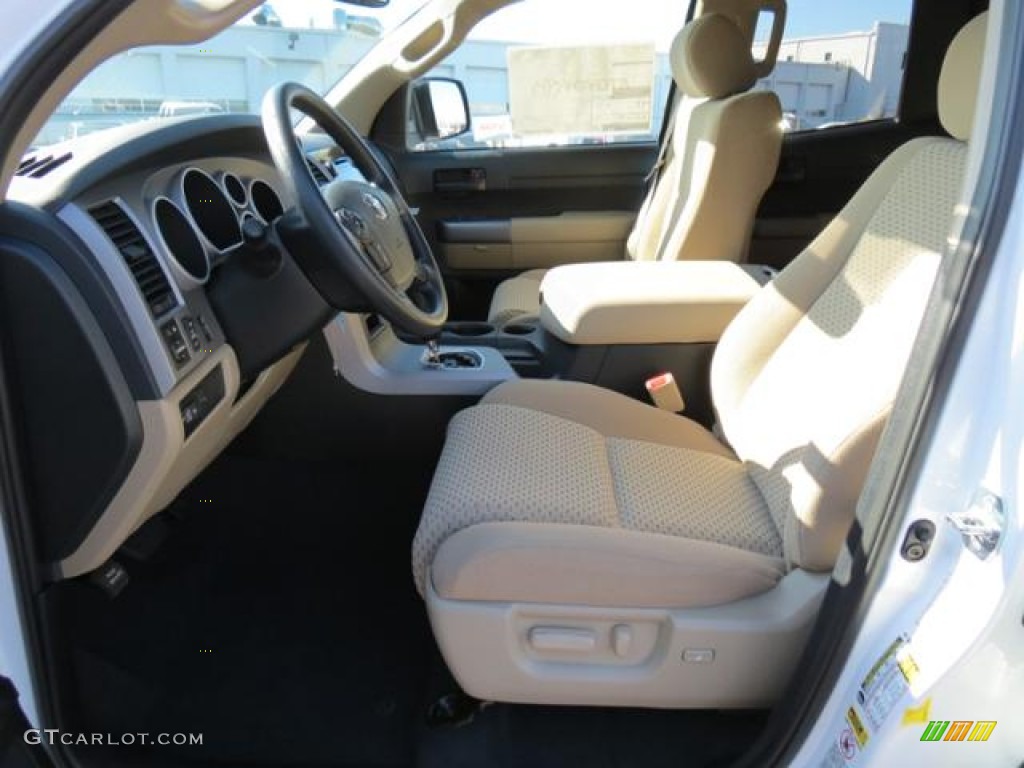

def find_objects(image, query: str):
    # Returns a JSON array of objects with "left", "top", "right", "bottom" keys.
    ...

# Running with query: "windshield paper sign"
[{"left": 507, "top": 44, "right": 655, "bottom": 136}]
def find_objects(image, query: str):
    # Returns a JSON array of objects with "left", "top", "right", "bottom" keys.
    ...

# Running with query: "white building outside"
[
  {"left": 754, "top": 23, "right": 909, "bottom": 130},
  {"left": 35, "top": 17, "right": 909, "bottom": 148}
]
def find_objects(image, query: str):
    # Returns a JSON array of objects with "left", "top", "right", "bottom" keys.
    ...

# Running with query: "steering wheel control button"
[
  {"left": 336, "top": 208, "right": 364, "bottom": 236},
  {"left": 160, "top": 319, "right": 191, "bottom": 368},
  {"left": 365, "top": 242, "right": 392, "bottom": 273}
]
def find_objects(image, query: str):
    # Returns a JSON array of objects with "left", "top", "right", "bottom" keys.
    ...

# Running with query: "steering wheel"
[{"left": 261, "top": 82, "right": 447, "bottom": 338}]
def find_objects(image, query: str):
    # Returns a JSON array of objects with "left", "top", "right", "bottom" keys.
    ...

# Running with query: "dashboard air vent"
[
  {"left": 305, "top": 156, "right": 331, "bottom": 186},
  {"left": 89, "top": 200, "right": 178, "bottom": 318},
  {"left": 16, "top": 152, "right": 73, "bottom": 178}
]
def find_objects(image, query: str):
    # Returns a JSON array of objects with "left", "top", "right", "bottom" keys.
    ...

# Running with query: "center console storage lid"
[{"left": 539, "top": 261, "right": 766, "bottom": 345}]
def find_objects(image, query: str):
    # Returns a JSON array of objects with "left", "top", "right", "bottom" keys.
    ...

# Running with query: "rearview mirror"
[{"left": 411, "top": 78, "right": 471, "bottom": 143}]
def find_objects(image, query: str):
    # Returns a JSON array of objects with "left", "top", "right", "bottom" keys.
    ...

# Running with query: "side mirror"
[{"left": 410, "top": 78, "right": 471, "bottom": 143}]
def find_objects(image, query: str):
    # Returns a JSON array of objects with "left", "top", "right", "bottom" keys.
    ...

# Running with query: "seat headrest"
[
  {"left": 671, "top": 14, "right": 757, "bottom": 100},
  {"left": 938, "top": 12, "right": 988, "bottom": 141}
]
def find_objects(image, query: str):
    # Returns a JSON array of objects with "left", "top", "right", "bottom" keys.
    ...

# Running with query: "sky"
[
  {"left": 268, "top": 0, "right": 915, "bottom": 48},
  {"left": 779, "top": 0, "right": 914, "bottom": 39}
]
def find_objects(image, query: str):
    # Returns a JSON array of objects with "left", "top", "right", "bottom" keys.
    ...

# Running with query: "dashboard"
[{"left": 5, "top": 114, "right": 352, "bottom": 579}]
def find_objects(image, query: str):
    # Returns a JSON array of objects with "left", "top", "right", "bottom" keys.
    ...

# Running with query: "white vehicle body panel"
[{"left": 790, "top": 3, "right": 1024, "bottom": 764}]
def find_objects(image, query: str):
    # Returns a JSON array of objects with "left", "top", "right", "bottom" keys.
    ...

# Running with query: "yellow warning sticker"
[
  {"left": 897, "top": 649, "right": 920, "bottom": 685},
  {"left": 901, "top": 697, "right": 932, "bottom": 726},
  {"left": 858, "top": 636, "right": 919, "bottom": 731},
  {"left": 847, "top": 706, "right": 870, "bottom": 748}
]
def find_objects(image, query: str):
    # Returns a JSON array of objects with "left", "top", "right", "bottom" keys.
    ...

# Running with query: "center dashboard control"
[
  {"left": 180, "top": 366, "right": 226, "bottom": 438},
  {"left": 159, "top": 319, "right": 191, "bottom": 368},
  {"left": 181, "top": 316, "right": 202, "bottom": 352}
]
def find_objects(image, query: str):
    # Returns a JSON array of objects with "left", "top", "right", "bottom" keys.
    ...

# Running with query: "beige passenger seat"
[
  {"left": 414, "top": 12, "right": 988, "bottom": 708},
  {"left": 488, "top": 12, "right": 783, "bottom": 326}
]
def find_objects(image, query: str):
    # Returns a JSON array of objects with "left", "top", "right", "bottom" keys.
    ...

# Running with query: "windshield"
[{"left": 33, "top": 0, "right": 426, "bottom": 149}]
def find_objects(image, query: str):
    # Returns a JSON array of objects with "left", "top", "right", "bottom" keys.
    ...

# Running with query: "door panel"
[
  {"left": 439, "top": 211, "right": 636, "bottom": 270},
  {"left": 380, "top": 140, "right": 657, "bottom": 317},
  {"left": 392, "top": 141, "right": 654, "bottom": 229},
  {"left": 367, "top": 0, "right": 687, "bottom": 318},
  {"left": 750, "top": 119, "right": 937, "bottom": 270}
]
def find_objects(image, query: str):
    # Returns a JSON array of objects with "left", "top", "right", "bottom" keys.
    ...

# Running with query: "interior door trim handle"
[
  {"left": 434, "top": 168, "right": 487, "bottom": 193},
  {"left": 438, "top": 219, "right": 510, "bottom": 243}
]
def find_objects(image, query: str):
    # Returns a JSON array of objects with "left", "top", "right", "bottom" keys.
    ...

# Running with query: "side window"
[
  {"left": 753, "top": 1, "right": 915, "bottom": 132},
  {"left": 410, "top": 0, "right": 688, "bottom": 151}
]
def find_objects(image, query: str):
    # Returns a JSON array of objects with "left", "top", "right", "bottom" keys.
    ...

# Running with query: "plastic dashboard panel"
[
  {"left": 5, "top": 115, "right": 328, "bottom": 576},
  {"left": 0, "top": 222, "right": 142, "bottom": 563}
]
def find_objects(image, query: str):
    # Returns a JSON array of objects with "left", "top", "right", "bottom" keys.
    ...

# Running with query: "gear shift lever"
[
  {"left": 425, "top": 337, "right": 442, "bottom": 367},
  {"left": 423, "top": 337, "right": 483, "bottom": 370}
]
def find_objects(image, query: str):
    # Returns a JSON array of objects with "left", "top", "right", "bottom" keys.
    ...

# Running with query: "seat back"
[
  {"left": 626, "top": 14, "right": 782, "bottom": 264},
  {"left": 710, "top": 13, "right": 988, "bottom": 571}
]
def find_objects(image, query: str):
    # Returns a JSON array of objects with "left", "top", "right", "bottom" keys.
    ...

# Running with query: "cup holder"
[
  {"left": 446, "top": 322, "right": 494, "bottom": 337},
  {"left": 502, "top": 323, "right": 536, "bottom": 336}
]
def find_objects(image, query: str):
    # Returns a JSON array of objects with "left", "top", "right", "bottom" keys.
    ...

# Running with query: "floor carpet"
[{"left": 57, "top": 454, "right": 767, "bottom": 767}]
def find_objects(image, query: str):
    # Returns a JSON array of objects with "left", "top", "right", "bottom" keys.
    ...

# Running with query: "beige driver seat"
[
  {"left": 415, "top": 13, "right": 986, "bottom": 708},
  {"left": 488, "top": 13, "right": 782, "bottom": 326}
]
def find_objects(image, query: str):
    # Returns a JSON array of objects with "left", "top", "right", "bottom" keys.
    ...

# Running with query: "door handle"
[{"left": 434, "top": 168, "right": 487, "bottom": 193}]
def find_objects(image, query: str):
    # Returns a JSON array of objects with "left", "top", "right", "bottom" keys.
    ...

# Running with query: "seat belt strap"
[
  {"left": 630, "top": 98, "right": 680, "bottom": 257},
  {"left": 644, "top": 97, "right": 679, "bottom": 187}
]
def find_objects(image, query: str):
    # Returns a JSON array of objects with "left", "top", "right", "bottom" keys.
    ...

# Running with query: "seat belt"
[
  {"left": 645, "top": 97, "right": 679, "bottom": 187},
  {"left": 631, "top": 94, "right": 680, "bottom": 254}
]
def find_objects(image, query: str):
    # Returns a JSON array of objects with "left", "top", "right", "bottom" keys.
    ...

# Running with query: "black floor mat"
[
  {"left": 413, "top": 645, "right": 767, "bottom": 768},
  {"left": 417, "top": 704, "right": 767, "bottom": 768},
  {"left": 65, "top": 455, "right": 434, "bottom": 767},
  {"left": 60, "top": 453, "right": 767, "bottom": 768}
]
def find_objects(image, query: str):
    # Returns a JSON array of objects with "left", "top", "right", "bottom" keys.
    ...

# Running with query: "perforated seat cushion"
[{"left": 412, "top": 382, "right": 785, "bottom": 606}]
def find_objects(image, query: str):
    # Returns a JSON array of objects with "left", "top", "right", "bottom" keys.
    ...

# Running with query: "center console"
[
  {"left": 324, "top": 261, "right": 774, "bottom": 412},
  {"left": 537, "top": 261, "right": 771, "bottom": 345},
  {"left": 323, "top": 314, "right": 519, "bottom": 396}
]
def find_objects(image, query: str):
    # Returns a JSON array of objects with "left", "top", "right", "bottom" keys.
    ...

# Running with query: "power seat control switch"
[
  {"left": 611, "top": 624, "right": 633, "bottom": 657},
  {"left": 528, "top": 627, "right": 596, "bottom": 653},
  {"left": 682, "top": 648, "right": 715, "bottom": 664}
]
